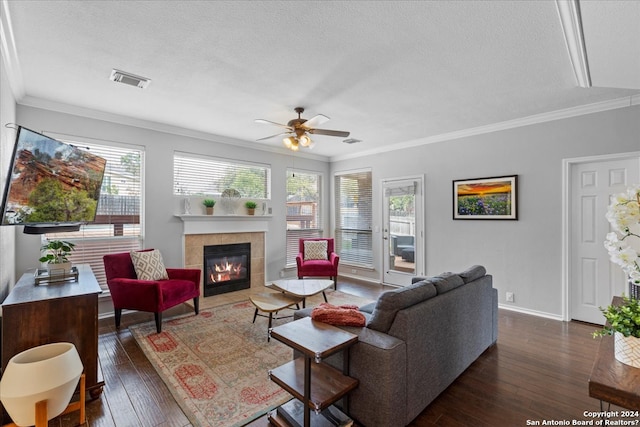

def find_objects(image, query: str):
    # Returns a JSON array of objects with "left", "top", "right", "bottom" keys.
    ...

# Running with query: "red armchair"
[
  {"left": 296, "top": 238, "right": 340, "bottom": 289},
  {"left": 103, "top": 250, "right": 201, "bottom": 333}
]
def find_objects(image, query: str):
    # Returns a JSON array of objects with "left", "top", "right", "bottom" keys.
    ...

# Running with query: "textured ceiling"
[{"left": 2, "top": 0, "right": 639, "bottom": 160}]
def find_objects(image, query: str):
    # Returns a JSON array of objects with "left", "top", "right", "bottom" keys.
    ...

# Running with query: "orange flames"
[{"left": 210, "top": 258, "right": 243, "bottom": 283}]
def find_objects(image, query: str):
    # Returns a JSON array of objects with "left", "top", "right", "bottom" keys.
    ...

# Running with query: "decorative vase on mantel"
[{"left": 614, "top": 332, "right": 640, "bottom": 368}]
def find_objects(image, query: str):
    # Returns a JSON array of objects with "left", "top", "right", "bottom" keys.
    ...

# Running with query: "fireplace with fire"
[{"left": 203, "top": 243, "right": 251, "bottom": 297}]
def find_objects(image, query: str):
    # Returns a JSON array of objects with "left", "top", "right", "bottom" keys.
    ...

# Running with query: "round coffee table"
[{"left": 269, "top": 278, "right": 334, "bottom": 308}]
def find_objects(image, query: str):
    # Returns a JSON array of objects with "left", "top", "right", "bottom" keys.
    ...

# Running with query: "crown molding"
[
  {"left": 18, "top": 96, "right": 330, "bottom": 162},
  {"left": 330, "top": 96, "right": 639, "bottom": 162},
  {"left": 0, "top": 0, "right": 25, "bottom": 100},
  {"left": 17, "top": 92, "right": 639, "bottom": 165}
]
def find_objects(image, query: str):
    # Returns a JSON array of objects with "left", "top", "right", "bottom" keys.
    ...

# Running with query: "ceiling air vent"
[
  {"left": 343, "top": 138, "right": 361, "bottom": 144},
  {"left": 109, "top": 69, "right": 151, "bottom": 89}
]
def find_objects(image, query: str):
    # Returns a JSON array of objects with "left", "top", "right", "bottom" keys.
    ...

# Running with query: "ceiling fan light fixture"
[
  {"left": 257, "top": 107, "right": 350, "bottom": 152},
  {"left": 299, "top": 134, "right": 312, "bottom": 147}
]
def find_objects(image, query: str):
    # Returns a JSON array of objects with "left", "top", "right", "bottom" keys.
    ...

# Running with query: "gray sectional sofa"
[{"left": 294, "top": 265, "right": 498, "bottom": 427}]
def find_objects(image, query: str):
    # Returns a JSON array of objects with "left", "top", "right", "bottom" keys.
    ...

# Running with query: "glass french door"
[{"left": 382, "top": 177, "right": 424, "bottom": 286}]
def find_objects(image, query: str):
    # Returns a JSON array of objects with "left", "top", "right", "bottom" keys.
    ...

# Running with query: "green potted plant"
[
  {"left": 203, "top": 198, "right": 216, "bottom": 215},
  {"left": 39, "top": 240, "right": 76, "bottom": 274},
  {"left": 593, "top": 295, "right": 640, "bottom": 367},
  {"left": 245, "top": 201, "right": 257, "bottom": 215},
  {"left": 599, "top": 185, "right": 640, "bottom": 367}
]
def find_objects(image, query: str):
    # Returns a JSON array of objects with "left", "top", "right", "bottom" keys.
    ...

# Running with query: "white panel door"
[{"left": 570, "top": 157, "right": 639, "bottom": 324}]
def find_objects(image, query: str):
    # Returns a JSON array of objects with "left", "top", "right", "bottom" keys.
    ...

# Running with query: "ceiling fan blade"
[
  {"left": 256, "top": 132, "right": 289, "bottom": 141},
  {"left": 255, "top": 119, "right": 292, "bottom": 130},
  {"left": 308, "top": 128, "right": 350, "bottom": 138},
  {"left": 301, "top": 114, "right": 330, "bottom": 129}
]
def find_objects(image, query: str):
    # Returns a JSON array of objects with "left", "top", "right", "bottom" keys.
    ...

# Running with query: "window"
[
  {"left": 286, "top": 169, "right": 322, "bottom": 266},
  {"left": 45, "top": 140, "right": 144, "bottom": 291},
  {"left": 173, "top": 151, "right": 271, "bottom": 199},
  {"left": 334, "top": 170, "right": 373, "bottom": 268}
]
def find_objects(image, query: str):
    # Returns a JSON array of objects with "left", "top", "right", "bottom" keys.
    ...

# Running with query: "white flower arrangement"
[{"left": 604, "top": 185, "right": 640, "bottom": 284}]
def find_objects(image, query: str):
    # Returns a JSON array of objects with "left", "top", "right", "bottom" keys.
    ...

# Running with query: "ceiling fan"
[{"left": 255, "top": 107, "right": 350, "bottom": 151}]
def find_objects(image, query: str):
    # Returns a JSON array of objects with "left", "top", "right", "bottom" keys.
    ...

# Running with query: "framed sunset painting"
[{"left": 453, "top": 175, "right": 518, "bottom": 220}]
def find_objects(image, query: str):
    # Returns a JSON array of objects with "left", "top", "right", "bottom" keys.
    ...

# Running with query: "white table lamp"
[{"left": 0, "top": 342, "right": 85, "bottom": 427}]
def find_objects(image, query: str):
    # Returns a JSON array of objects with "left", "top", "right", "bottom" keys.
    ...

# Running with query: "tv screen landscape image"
[{"left": 1, "top": 126, "right": 107, "bottom": 227}]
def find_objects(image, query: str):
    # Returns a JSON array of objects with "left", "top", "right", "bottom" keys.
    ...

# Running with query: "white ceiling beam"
[
  {"left": 556, "top": 0, "right": 592, "bottom": 88},
  {"left": 0, "top": 0, "right": 25, "bottom": 100}
]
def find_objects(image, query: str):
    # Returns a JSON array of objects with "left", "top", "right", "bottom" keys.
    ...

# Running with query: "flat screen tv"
[{"left": 1, "top": 126, "right": 107, "bottom": 233}]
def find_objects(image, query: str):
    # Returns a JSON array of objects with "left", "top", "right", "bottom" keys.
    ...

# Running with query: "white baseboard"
[
  {"left": 498, "top": 303, "right": 563, "bottom": 321},
  {"left": 339, "top": 273, "right": 381, "bottom": 286}
]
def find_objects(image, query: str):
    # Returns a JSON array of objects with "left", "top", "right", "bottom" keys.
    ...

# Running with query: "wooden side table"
[
  {"left": 1, "top": 264, "right": 105, "bottom": 399},
  {"left": 268, "top": 317, "right": 359, "bottom": 427},
  {"left": 588, "top": 296, "right": 640, "bottom": 410}
]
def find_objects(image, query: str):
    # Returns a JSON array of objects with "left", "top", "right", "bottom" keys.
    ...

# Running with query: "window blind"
[
  {"left": 45, "top": 141, "right": 143, "bottom": 291},
  {"left": 173, "top": 152, "right": 271, "bottom": 199},
  {"left": 334, "top": 170, "right": 373, "bottom": 268},
  {"left": 286, "top": 169, "right": 322, "bottom": 266}
]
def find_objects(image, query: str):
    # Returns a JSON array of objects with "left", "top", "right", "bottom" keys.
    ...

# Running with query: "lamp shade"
[
  {"left": 299, "top": 134, "right": 311, "bottom": 147},
  {"left": 0, "top": 342, "right": 83, "bottom": 427}
]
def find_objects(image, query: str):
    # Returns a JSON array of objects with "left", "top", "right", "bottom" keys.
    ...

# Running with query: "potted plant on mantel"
[
  {"left": 39, "top": 239, "right": 76, "bottom": 275},
  {"left": 245, "top": 201, "right": 257, "bottom": 215},
  {"left": 597, "top": 184, "right": 640, "bottom": 368},
  {"left": 203, "top": 198, "right": 216, "bottom": 215}
]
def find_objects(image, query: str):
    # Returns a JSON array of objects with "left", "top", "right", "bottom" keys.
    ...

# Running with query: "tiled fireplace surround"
[{"left": 177, "top": 216, "right": 269, "bottom": 298}]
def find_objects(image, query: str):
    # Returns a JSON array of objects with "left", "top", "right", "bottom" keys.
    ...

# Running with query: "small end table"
[
  {"left": 249, "top": 292, "right": 302, "bottom": 341},
  {"left": 269, "top": 279, "right": 334, "bottom": 308},
  {"left": 268, "top": 317, "right": 359, "bottom": 427}
]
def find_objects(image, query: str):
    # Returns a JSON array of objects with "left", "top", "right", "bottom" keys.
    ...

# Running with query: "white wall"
[
  {"left": 13, "top": 105, "right": 330, "bottom": 281},
  {"left": 0, "top": 51, "right": 17, "bottom": 302},
  {"left": 8, "top": 102, "right": 640, "bottom": 319},
  {"left": 331, "top": 105, "right": 640, "bottom": 318}
]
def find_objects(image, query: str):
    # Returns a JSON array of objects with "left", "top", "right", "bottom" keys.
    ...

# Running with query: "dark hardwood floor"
[{"left": 56, "top": 279, "right": 623, "bottom": 427}]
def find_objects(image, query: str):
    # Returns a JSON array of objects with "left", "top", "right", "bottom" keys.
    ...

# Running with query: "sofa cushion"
[
  {"left": 367, "top": 280, "right": 437, "bottom": 333},
  {"left": 459, "top": 265, "right": 486, "bottom": 283},
  {"left": 304, "top": 240, "right": 328, "bottom": 260},
  {"left": 431, "top": 272, "right": 465, "bottom": 294},
  {"left": 130, "top": 249, "right": 169, "bottom": 281}
]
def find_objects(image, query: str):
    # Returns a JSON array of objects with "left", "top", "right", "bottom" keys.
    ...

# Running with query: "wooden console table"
[
  {"left": 588, "top": 296, "right": 640, "bottom": 410},
  {"left": 2, "top": 264, "right": 105, "bottom": 398}
]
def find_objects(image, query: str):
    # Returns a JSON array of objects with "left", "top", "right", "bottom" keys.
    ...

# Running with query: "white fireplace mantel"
[{"left": 175, "top": 214, "right": 272, "bottom": 235}]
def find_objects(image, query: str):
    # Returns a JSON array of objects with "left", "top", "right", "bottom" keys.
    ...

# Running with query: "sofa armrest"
[
  {"left": 107, "top": 278, "right": 161, "bottom": 310},
  {"left": 295, "top": 253, "right": 303, "bottom": 269},
  {"left": 329, "top": 252, "right": 339, "bottom": 266},
  {"left": 166, "top": 268, "right": 201, "bottom": 288}
]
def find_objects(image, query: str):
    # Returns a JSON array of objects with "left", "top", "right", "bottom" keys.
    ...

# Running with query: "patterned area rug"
[{"left": 129, "top": 290, "right": 373, "bottom": 427}]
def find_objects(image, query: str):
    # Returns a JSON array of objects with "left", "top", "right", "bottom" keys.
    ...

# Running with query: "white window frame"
[
  {"left": 334, "top": 169, "right": 373, "bottom": 268},
  {"left": 173, "top": 151, "right": 271, "bottom": 199},
  {"left": 286, "top": 169, "right": 323, "bottom": 267}
]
